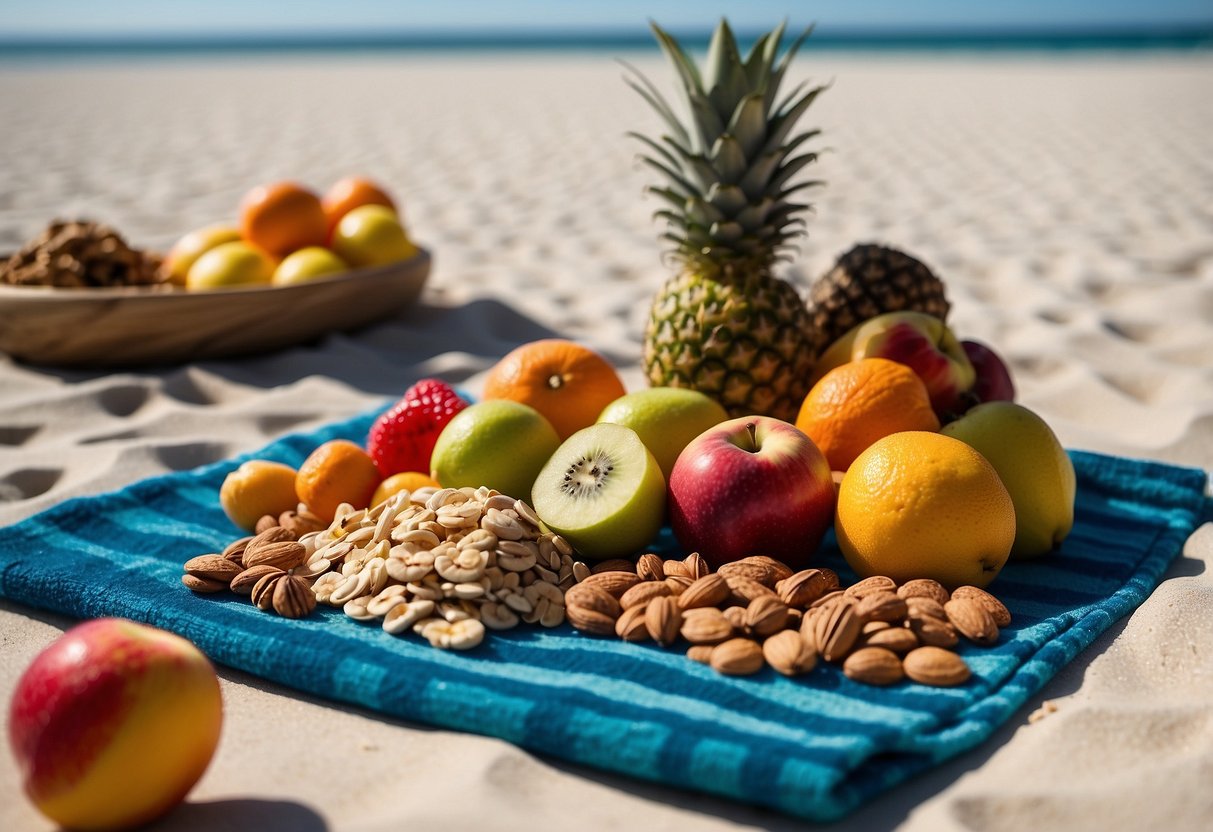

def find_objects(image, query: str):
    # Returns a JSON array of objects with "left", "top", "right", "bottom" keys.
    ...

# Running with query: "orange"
[
  {"left": 322, "top": 176, "right": 397, "bottom": 238},
  {"left": 219, "top": 460, "right": 299, "bottom": 531},
  {"left": 371, "top": 471, "right": 440, "bottom": 507},
  {"left": 482, "top": 339, "right": 626, "bottom": 440},
  {"left": 795, "top": 358, "right": 940, "bottom": 471},
  {"left": 238, "top": 181, "right": 327, "bottom": 259},
  {"left": 836, "top": 431, "right": 1016, "bottom": 589},
  {"left": 295, "top": 440, "right": 382, "bottom": 522}
]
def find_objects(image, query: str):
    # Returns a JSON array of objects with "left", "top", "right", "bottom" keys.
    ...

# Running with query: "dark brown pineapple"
[{"left": 806, "top": 243, "right": 951, "bottom": 355}]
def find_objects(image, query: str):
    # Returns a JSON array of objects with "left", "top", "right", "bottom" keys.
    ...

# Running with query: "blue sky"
[{"left": 2, "top": 0, "right": 1211, "bottom": 36}]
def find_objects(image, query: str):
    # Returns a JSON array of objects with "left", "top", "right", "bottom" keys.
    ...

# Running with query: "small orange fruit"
[
  {"left": 370, "top": 471, "right": 440, "bottom": 507},
  {"left": 219, "top": 460, "right": 299, "bottom": 531},
  {"left": 295, "top": 440, "right": 382, "bottom": 522},
  {"left": 482, "top": 339, "right": 627, "bottom": 441},
  {"left": 238, "top": 181, "right": 327, "bottom": 259},
  {"left": 322, "top": 176, "right": 397, "bottom": 238},
  {"left": 836, "top": 431, "right": 1016, "bottom": 588},
  {"left": 795, "top": 358, "right": 940, "bottom": 471}
]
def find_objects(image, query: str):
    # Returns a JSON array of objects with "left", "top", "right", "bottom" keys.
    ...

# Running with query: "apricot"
[
  {"left": 238, "top": 181, "right": 327, "bottom": 259},
  {"left": 295, "top": 440, "right": 381, "bottom": 522},
  {"left": 219, "top": 460, "right": 299, "bottom": 531}
]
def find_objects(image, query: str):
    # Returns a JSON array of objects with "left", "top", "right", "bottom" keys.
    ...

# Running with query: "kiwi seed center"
[{"left": 561, "top": 449, "right": 615, "bottom": 497}]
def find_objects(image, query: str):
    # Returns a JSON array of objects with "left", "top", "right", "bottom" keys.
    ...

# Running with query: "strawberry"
[{"left": 367, "top": 379, "right": 468, "bottom": 478}]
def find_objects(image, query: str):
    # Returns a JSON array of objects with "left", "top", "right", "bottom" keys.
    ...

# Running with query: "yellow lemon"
[
  {"left": 836, "top": 431, "right": 1015, "bottom": 589},
  {"left": 371, "top": 471, "right": 440, "bottom": 507}
]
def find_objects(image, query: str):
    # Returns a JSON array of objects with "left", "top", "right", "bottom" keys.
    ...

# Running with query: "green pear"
[
  {"left": 941, "top": 402, "right": 1076, "bottom": 559},
  {"left": 596, "top": 387, "right": 727, "bottom": 481}
]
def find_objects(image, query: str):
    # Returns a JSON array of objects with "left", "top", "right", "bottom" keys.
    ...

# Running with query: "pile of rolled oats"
[
  {"left": 562, "top": 554, "right": 1012, "bottom": 686},
  {"left": 183, "top": 486, "right": 587, "bottom": 651}
]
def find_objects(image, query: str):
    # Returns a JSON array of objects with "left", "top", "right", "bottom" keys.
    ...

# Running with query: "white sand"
[{"left": 1, "top": 52, "right": 1211, "bottom": 830}]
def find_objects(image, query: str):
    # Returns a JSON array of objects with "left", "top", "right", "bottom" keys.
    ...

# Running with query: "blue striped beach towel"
[{"left": 0, "top": 405, "right": 1207, "bottom": 821}]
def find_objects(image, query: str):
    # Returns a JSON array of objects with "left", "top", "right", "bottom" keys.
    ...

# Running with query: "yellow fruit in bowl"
[
  {"left": 162, "top": 224, "right": 241, "bottom": 286},
  {"left": 371, "top": 471, "right": 440, "bottom": 507},
  {"left": 331, "top": 205, "right": 417, "bottom": 268},
  {"left": 836, "top": 431, "right": 1016, "bottom": 589},
  {"left": 272, "top": 246, "right": 348, "bottom": 286},
  {"left": 186, "top": 241, "right": 274, "bottom": 290}
]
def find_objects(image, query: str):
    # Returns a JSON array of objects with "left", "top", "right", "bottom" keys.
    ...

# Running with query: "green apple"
[
  {"left": 531, "top": 423, "right": 665, "bottom": 560},
  {"left": 272, "top": 246, "right": 348, "bottom": 286},
  {"left": 331, "top": 205, "right": 417, "bottom": 268},
  {"left": 163, "top": 224, "right": 241, "bottom": 286},
  {"left": 941, "top": 401, "right": 1076, "bottom": 559},
  {"left": 430, "top": 400, "right": 560, "bottom": 499},
  {"left": 596, "top": 387, "right": 728, "bottom": 481},
  {"left": 185, "top": 241, "right": 274, "bottom": 290}
]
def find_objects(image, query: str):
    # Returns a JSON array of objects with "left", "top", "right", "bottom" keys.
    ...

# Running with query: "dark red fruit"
[{"left": 367, "top": 379, "right": 468, "bottom": 478}]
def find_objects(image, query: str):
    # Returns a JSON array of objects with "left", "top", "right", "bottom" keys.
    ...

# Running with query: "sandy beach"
[{"left": 1, "top": 51, "right": 1211, "bottom": 830}]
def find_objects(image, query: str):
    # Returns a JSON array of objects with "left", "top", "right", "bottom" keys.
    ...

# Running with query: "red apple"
[
  {"left": 962, "top": 339, "right": 1016, "bottom": 404},
  {"left": 851, "top": 311, "right": 976, "bottom": 417},
  {"left": 8, "top": 618, "right": 222, "bottom": 831},
  {"left": 668, "top": 416, "right": 836, "bottom": 569}
]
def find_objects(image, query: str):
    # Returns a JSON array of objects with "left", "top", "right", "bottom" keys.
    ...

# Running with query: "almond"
[
  {"left": 819, "top": 568, "right": 840, "bottom": 591},
  {"left": 222, "top": 535, "right": 253, "bottom": 565},
  {"left": 563, "top": 584, "right": 622, "bottom": 619},
  {"left": 279, "top": 509, "right": 326, "bottom": 539},
  {"left": 809, "top": 589, "right": 846, "bottom": 610},
  {"left": 272, "top": 575, "right": 317, "bottom": 619},
  {"left": 242, "top": 540, "right": 306, "bottom": 571},
  {"left": 843, "top": 647, "right": 904, "bottom": 685},
  {"left": 576, "top": 571, "right": 641, "bottom": 599},
  {"left": 254, "top": 514, "right": 279, "bottom": 534},
  {"left": 677, "top": 573, "right": 730, "bottom": 610},
  {"left": 680, "top": 608, "right": 734, "bottom": 645},
  {"left": 951, "top": 585, "right": 1012, "bottom": 627},
  {"left": 645, "top": 596, "right": 682, "bottom": 647},
  {"left": 615, "top": 605, "right": 650, "bottom": 641},
  {"left": 814, "top": 597, "right": 861, "bottom": 662},
  {"left": 724, "top": 575, "right": 777, "bottom": 605},
  {"left": 230, "top": 564, "right": 284, "bottom": 595},
  {"left": 250, "top": 571, "right": 283, "bottom": 611},
  {"left": 722, "top": 605, "right": 747, "bottom": 630},
  {"left": 636, "top": 553, "right": 665, "bottom": 581},
  {"left": 904, "top": 595, "right": 948, "bottom": 623},
  {"left": 620, "top": 581, "right": 672, "bottom": 610},
  {"left": 762, "top": 630, "right": 817, "bottom": 676},
  {"left": 897, "top": 578, "right": 950, "bottom": 606},
  {"left": 181, "top": 573, "right": 227, "bottom": 593},
  {"left": 663, "top": 575, "right": 693, "bottom": 596},
  {"left": 744, "top": 595, "right": 790, "bottom": 637},
  {"left": 718, "top": 558, "right": 781, "bottom": 588},
  {"left": 682, "top": 552, "right": 711, "bottom": 580},
  {"left": 844, "top": 575, "right": 897, "bottom": 599},
  {"left": 246, "top": 524, "right": 294, "bottom": 552},
  {"left": 777, "top": 569, "right": 832, "bottom": 608},
  {"left": 863, "top": 626, "right": 919, "bottom": 654},
  {"left": 662, "top": 559, "right": 692, "bottom": 579},
  {"left": 855, "top": 590, "right": 908, "bottom": 624},
  {"left": 909, "top": 616, "right": 959, "bottom": 648},
  {"left": 686, "top": 644, "right": 714, "bottom": 664},
  {"left": 904, "top": 646, "right": 971, "bottom": 686},
  {"left": 945, "top": 598, "right": 999, "bottom": 645},
  {"left": 183, "top": 554, "right": 243, "bottom": 583},
  {"left": 709, "top": 638, "right": 765, "bottom": 676},
  {"left": 566, "top": 603, "right": 618, "bottom": 636},
  {"left": 742, "top": 555, "right": 794, "bottom": 583}
]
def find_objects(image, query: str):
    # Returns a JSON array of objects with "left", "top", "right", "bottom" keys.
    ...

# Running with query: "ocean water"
[{"left": 1, "top": 26, "right": 1211, "bottom": 63}]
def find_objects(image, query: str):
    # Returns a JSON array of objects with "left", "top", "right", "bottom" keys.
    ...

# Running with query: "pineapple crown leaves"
[{"left": 625, "top": 18, "right": 828, "bottom": 278}]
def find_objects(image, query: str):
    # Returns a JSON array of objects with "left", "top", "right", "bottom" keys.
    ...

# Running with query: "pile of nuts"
[
  {"left": 183, "top": 492, "right": 1011, "bottom": 682},
  {"left": 0, "top": 219, "right": 166, "bottom": 288},
  {"left": 183, "top": 486, "right": 590, "bottom": 652},
  {"left": 563, "top": 554, "right": 1011, "bottom": 686}
]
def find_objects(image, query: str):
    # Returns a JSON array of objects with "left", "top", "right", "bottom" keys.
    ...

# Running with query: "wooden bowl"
[{"left": 0, "top": 248, "right": 431, "bottom": 368}]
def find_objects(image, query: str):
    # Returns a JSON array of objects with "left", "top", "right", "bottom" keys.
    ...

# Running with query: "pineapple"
[
  {"left": 806, "top": 243, "right": 951, "bottom": 356},
  {"left": 631, "top": 19, "right": 826, "bottom": 423}
]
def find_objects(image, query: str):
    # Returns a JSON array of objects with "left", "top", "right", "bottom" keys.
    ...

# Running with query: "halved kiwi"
[{"left": 531, "top": 423, "right": 665, "bottom": 561}]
